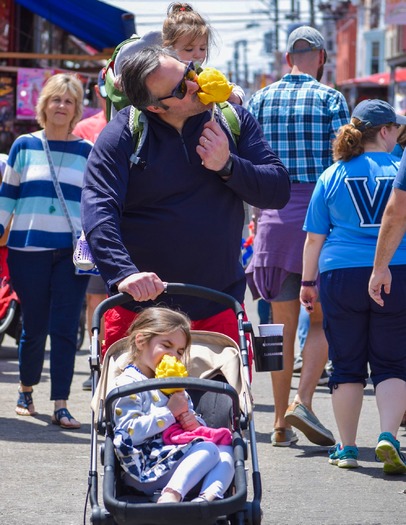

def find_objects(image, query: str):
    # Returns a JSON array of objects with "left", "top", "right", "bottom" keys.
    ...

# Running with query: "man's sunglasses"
[{"left": 157, "top": 61, "right": 196, "bottom": 102}]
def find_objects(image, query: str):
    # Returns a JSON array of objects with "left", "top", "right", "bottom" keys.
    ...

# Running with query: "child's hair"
[
  {"left": 162, "top": 2, "right": 215, "bottom": 60},
  {"left": 332, "top": 117, "right": 395, "bottom": 162},
  {"left": 127, "top": 307, "right": 192, "bottom": 363}
]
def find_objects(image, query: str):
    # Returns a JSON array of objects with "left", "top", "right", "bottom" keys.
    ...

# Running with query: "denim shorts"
[{"left": 320, "top": 266, "right": 406, "bottom": 388}]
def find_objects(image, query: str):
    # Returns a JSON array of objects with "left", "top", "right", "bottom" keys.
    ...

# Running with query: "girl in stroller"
[{"left": 112, "top": 307, "right": 235, "bottom": 504}]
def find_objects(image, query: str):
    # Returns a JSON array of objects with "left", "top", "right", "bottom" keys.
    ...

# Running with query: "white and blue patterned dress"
[{"left": 113, "top": 365, "right": 204, "bottom": 484}]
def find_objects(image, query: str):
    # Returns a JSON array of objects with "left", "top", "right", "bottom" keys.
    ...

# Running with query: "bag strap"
[
  {"left": 128, "top": 106, "right": 148, "bottom": 167},
  {"left": 216, "top": 102, "right": 241, "bottom": 145},
  {"left": 41, "top": 131, "right": 77, "bottom": 249}
]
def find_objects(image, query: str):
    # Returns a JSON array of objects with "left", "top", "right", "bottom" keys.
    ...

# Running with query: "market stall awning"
[
  {"left": 15, "top": 0, "right": 135, "bottom": 51},
  {"left": 339, "top": 68, "right": 406, "bottom": 87}
]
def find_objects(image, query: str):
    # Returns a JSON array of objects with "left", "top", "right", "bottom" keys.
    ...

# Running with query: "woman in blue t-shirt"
[{"left": 300, "top": 99, "right": 406, "bottom": 474}]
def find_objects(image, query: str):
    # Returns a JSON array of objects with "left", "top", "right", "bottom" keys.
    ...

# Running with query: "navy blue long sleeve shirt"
[{"left": 82, "top": 104, "right": 290, "bottom": 319}]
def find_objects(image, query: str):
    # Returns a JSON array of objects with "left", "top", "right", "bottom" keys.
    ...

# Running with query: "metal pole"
[
  {"left": 234, "top": 44, "right": 240, "bottom": 85},
  {"left": 274, "top": 0, "right": 279, "bottom": 51},
  {"left": 309, "top": 0, "right": 315, "bottom": 26}
]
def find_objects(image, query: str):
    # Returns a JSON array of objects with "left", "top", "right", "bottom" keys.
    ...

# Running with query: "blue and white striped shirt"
[
  {"left": 0, "top": 130, "right": 92, "bottom": 250},
  {"left": 247, "top": 74, "right": 350, "bottom": 183}
]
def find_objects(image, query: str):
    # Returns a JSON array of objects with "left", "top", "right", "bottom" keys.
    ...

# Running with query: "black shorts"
[{"left": 320, "top": 266, "right": 406, "bottom": 388}]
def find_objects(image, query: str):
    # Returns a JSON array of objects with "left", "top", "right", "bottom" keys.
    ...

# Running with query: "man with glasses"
[{"left": 81, "top": 46, "right": 290, "bottom": 354}]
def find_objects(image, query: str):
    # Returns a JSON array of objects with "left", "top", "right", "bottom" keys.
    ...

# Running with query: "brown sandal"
[{"left": 15, "top": 389, "right": 37, "bottom": 416}]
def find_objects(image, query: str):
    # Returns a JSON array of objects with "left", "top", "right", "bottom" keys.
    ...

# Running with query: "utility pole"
[
  {"left": 309, "top": 0, "right": 315, "bottom": 26},
  {"left": 233, "top": 40, "right": 249, "bottom": 88},
  {"left": 274, "top": 0, "right": 279, "bottom": 51}
]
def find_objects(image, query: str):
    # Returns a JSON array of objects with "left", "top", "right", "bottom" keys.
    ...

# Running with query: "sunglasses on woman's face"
[{"left": 157, "top": 61, "right": 196, "bottom": 101}]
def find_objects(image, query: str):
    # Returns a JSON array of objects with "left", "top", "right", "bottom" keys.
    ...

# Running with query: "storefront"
[
  {"left": 0, "top": 0, "right": 135, "bottom": 152},
  {"left": 338, "top": 69, "right": 406, "bottom": 113}
]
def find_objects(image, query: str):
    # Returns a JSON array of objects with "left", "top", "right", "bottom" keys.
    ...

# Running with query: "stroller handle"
[{"left": 91, "top": 282, "right": 245, "bottom": 332}]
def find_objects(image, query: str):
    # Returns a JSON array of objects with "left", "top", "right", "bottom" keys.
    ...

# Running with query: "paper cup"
[{"left": 258, "top": 324, "right": 284, "bottom": 337}]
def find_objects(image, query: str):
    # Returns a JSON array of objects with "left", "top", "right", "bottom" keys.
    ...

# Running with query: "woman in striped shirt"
[{"left": 0, "top": 73, "right": 92, "bottom": 429}]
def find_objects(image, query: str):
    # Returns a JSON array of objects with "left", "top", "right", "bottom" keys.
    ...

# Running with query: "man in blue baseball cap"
[{"left": 246, "top": 25, "right": 350, "bottom": 448}]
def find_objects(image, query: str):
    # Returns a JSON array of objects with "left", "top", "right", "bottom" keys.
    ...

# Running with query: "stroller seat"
[
  {"left": 91, "top": 330, "right": 253, "bottom": 428},
  {"left": 87, "top": 284, "right": 262, "bottom": 525}
]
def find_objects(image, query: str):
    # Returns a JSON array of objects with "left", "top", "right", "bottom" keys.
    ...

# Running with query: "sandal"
[
  {"left": 15, "top": 388, "right": 37, "bottom": 416},
  {"left": 51, "top": 407, "right": 81, "bottom": 429}
]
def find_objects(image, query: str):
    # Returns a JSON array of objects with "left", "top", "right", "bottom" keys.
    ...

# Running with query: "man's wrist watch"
[{"left": 216, "top": 154, "right": 233, "bottom": 181}]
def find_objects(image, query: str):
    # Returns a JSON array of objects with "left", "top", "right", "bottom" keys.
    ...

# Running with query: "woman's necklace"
[{"left": 47, "top": 133, "right": 69, "bottom": 214}]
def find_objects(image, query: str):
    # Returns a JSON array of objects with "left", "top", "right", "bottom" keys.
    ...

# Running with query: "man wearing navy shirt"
[{"left": 81, "top": 46, "right": 290, "bottom": 356}]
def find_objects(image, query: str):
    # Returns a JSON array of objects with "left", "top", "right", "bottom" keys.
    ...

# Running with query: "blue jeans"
[{"left": 8, "top": 248, "right": 89, "bottom": 400}]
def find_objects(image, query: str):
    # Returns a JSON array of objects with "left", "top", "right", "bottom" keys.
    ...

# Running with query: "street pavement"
[{"left": 0, "top": 294, "right": 405, "bottom": 524}]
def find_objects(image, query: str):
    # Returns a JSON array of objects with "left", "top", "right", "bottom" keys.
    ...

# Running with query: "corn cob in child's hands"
[{"left": 155, "top": 354, "right": 188, "bottom": 395}]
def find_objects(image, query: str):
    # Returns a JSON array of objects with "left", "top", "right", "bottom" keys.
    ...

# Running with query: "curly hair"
[
  {"left": 162, "top": 2, "right": 215, "bottom": 60},
  {"left": 332, "top": 117, "right": 393, "bottom": 162},
  {"left": 36, "top": 73, "right": 84, "bottom": 132}
]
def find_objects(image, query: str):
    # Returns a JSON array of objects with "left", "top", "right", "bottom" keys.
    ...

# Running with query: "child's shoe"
[
  {"left": 375, "top": 432, "right": 406, "bottom": 475},
  {"left": 73, "top": 233, "right": 95, "bottom": 271},
  {"left": 328, "top": 443, "right": 359, "bottom": 468}
]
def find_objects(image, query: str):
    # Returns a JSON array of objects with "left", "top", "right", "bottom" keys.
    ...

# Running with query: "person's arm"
[
  {"left": 202, "top": 105, "right": 291, "bottom": 211},
  {"left": 113, "top": 388, "right": 189, "bottom": 446},
  {"left": 81, "top": 110, "right": 165, "bottom": 299},
  {"left": 368, "top": 188, "right": 406, "bottom": 306},
  {"left": 228, "top": 83, "right": 245, "bottom": 105},
  {"left": 299, "top": 232, "right": 326, "bottom": 313}
]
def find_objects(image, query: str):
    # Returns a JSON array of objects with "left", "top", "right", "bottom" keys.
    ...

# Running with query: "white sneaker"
[{"left": 73, "top": 236, "right": 95, "bottom": 271}]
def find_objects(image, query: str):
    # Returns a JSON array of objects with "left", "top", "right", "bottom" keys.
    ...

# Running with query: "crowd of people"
[{"left": 0, "top": 0, "right": 405, "bottom": 506}]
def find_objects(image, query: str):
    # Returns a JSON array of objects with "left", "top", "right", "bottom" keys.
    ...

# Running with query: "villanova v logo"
[{"left": 345, "top": 177, "right": 394, "bottom": 227}]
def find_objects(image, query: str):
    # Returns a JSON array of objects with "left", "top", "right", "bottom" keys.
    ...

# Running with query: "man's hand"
[
  {"left": 117, "top": 272, "right": 165, "bottom": 301},
  {"left": 368, "top": 267, "right": 392, "bottom": 307},
  {"left": 197, "top": 120, "right": 230, "bottom": 171}
]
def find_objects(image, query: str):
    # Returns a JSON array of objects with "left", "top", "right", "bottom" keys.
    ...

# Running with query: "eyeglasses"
[{"left": 157, "top": 61, "right": 196, "bottom": 101}]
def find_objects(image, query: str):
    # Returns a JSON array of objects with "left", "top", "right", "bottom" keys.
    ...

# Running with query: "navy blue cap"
[{"left": 352, "top": 99, "right": 406, "bottom": 129}]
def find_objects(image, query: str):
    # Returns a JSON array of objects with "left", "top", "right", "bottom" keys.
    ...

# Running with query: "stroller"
[
  {"left": 87, "top": 283, "right": 262, "bottom": 525},
  {"left": 0, "top": 245, "right": 21, "bottom": 347}
]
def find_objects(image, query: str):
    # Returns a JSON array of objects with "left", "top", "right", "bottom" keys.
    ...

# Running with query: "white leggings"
[
  {"left": 127, "top": 442, "right": 234, "bottom": 500},
  {"left": 165, "top": 442, "right": 234, "bottom": 500}
]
